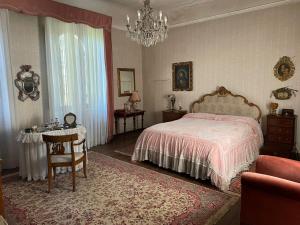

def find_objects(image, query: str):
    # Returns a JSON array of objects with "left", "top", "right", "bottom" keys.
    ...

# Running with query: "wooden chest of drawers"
[
  {"left": 162, "top": 110, "right": 187, "bottom": 122},
  {"left": 263, "top": 114, "right": 297, "bottom": 158}
]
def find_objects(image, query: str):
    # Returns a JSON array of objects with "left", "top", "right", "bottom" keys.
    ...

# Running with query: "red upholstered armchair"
[{"left": 240, "top": 155, "right": 300, "bottom": 225}]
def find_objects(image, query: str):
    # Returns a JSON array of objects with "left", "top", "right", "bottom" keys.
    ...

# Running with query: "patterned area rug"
[{"left": 4, "top": 152, "right": 239, "bottom": 225}]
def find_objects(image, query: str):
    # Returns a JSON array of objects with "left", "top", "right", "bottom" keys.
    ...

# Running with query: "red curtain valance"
[
  {"left": 0, "top": 0, "right": 112, "bottom": 31},
  {"left": 0, "top": 0, "right": 114, "bottom": 141}
]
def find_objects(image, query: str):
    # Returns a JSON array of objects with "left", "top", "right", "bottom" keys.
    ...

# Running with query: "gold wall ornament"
[
  {"left": 273, "top": 56, "right": 295, "bottom": 81},
  {"left": 271, "top": 87, "right": 298, "bottom": 100}
]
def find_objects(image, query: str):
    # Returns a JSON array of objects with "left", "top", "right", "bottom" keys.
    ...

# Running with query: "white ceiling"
[{"left": 56, "top": 0, "right": 299, "bottom": 29}]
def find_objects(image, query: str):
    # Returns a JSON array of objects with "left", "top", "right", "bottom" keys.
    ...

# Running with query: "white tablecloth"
[{"left": 17, "top": 126, "right": 87, "bottom": 181}]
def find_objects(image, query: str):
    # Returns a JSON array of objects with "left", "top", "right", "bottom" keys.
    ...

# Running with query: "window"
[
  {"left": 0, "top": 9, "right": 18, "bottom": 168},
  {"left": 45, "top": 17, "right": 108, "bottom": 147}
]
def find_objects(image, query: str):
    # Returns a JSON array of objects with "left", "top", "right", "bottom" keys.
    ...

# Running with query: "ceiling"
[{"left": 56, "top": 0, "right": 299, "bottom": 29}]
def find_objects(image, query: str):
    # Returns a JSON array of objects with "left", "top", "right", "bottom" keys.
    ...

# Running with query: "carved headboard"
[{"left": 190, "top": 87, "right": 262, "bottom": 121}]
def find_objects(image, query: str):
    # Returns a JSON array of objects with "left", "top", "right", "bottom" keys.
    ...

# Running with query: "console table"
[{"left": 114, "top": 109, "right": 145, "bottom": 134}]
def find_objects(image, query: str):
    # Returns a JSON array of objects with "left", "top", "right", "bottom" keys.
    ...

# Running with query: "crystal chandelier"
[{"left": 126, "top": 0, "right": 168, "bottom": 47}]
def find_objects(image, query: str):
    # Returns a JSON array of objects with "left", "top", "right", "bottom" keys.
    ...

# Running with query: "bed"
[{"left": 132, "top": 87, "right": 263, "bottom": 191}]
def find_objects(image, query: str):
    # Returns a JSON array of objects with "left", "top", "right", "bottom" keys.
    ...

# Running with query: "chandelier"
[{"left": 126, "top": 0, "right": 168, "bottom": 47}]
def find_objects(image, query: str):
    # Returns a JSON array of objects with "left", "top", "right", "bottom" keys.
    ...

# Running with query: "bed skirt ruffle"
[{"left": 132, "top": 129, "right": 260, "bottom": 191}]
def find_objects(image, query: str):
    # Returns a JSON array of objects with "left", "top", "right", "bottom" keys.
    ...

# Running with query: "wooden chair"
[{"left": 42, "top": 133, "right": 87, "bottom": 193}]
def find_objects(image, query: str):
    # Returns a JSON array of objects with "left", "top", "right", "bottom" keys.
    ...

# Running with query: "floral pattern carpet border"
[{"left": 4, "top": 152, "right": 239, "bottom": 225}]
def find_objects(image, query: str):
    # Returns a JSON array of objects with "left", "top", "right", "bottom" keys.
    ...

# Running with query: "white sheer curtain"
[
  {"left": 45, "top": 17, "right": 108, "bottom": 148},
  {"left": 0, "top": 9, "right": 18, "bottom": 169}
]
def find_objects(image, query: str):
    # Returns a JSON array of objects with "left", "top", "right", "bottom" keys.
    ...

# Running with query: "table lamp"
[{"left": 129, "top": 91, "right": 141, "bottom": 111}]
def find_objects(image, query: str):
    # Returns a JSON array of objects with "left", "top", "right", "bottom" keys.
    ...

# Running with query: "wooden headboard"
[{"left": 190, "top": 86, "right": 262, "bottom": 121}]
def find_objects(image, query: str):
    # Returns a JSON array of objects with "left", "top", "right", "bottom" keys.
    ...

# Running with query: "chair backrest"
[{"left": 43, "top": 134, "right": 78, "bottom": 155}]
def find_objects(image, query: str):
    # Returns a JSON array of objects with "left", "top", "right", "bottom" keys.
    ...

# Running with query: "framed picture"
[
  {"left": 281, "top": 109, "right": 294, "bottom": 117},
  {"left": 117, "top": 68, "right": 136, "bottom": 97},
  {"left": 273, "top": 56, "right": 295, "bottom": 81},
  {"left": 172, "top": 61, "right": 193, "bottom": 91}
]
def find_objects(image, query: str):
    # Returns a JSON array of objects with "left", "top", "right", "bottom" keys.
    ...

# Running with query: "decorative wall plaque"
[
  {"left": 14, "top": 65, "right": 40, "bottom": 101},
  {"left": 273, "top": 56, "right": 295, "bottom": 81},
  {"left": 271, "top": 87, "right": 298, "bottom": 100}
]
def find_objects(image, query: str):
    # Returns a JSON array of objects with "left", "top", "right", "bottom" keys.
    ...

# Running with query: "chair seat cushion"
[{"left": 51, "top": 152, "right": 84, "bottom": 163}]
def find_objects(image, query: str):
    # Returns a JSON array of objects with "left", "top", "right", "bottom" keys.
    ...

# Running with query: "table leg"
[
  {"left": 124, "top": 117, "right": 126, "bottom": 133},
  {"left": 115, "top": 118, "right": 119, "bottom": 135},
  {"left": 24, "top": 144, "right": 32, "bottom": 181},
  {"left": 133, "top": 116, "right": 136, "bottom": 130}
]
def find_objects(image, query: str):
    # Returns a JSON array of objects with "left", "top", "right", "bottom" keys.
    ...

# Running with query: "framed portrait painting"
[
  {"left": 273, "top": 56, "right": 295, "bottom": 81},
  {"left": 172, "top": 61, "right": 193, "bottom": 91}
]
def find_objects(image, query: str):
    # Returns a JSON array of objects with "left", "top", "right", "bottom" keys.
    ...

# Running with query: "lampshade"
[{"left": 129, "top": 91, "right": 141, "bottom": 103}]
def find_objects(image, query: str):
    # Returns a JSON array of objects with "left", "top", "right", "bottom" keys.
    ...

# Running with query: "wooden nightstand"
[
  {"left": 261, "top": 114, "right": 297, "bottom": 158},
  {"left": 162, "top": 110, "right": 187, "bottom": 122}
]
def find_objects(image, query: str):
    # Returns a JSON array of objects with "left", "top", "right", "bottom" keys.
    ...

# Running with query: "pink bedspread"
[{"left": 132, "top": 113, "right": 263, "bottom": 191}]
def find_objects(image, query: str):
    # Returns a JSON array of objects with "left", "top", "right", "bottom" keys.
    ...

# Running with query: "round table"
[{"left": 17, "top": 126, "right": 87, "bottom": 181}]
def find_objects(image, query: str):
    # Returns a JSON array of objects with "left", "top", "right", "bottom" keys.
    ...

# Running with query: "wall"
[
  {"left": 7, "top": 14, "right": 143, "bottom": 134},
  {"left": 112, "top": 28, "right": 143, "bottom": 133},
  {"left": 142, "top": 3, "right": 300, "bottom": 148},
  {"left": 8, "top": 11, "right": 45, "bottom": 130},
  {"left": 6, "top": 3, "right": 300, "bottom": 146}
]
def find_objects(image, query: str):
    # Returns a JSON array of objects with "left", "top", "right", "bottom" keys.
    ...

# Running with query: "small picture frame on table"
[{"left": 281, "top": 109, "right": 294, "bottom": 117}]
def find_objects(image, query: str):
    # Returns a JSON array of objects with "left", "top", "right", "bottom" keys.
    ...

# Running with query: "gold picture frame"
[
  {"left": 273, "top": 56, "right": 295, "bottom": 81},
  {"left": 172, "top": 61, "right": 193, "bottom": 91}
]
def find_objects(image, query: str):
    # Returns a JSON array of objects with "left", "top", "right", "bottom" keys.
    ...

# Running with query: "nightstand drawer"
[
  {"left": 268, "top": 126, "right": 293, "bottom": 136},
  {"left": 267, "top": 134, "right": 293, "bottom": 144},
  {"left": 268, "top": 118, "right": 294, "bottom": 127}
]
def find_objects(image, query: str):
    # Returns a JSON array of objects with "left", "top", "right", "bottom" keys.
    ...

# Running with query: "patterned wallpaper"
[
  {"left": 112, "top": 29, "right": 143, "bottom": 133},
  {"left": 142, "top": 3, "right": 300, "bottom": 149},
  {"left": 7, "top": 12, "right": 144, "bottom": 134},
  {"left": 8, "top": 11, "right": 45, "bottom": 130}
]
